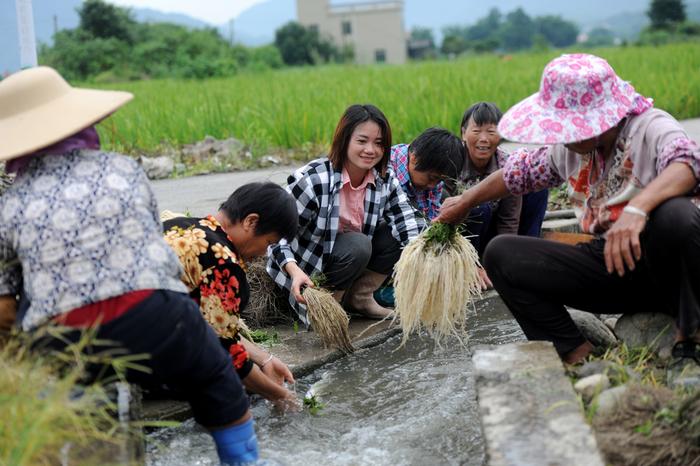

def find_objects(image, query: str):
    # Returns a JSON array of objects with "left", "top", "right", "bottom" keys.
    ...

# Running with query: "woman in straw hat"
[
  {"left": 0, "top": 67, "right": 260, "bottom": 464},
  {"left": 436, "top": 54, "right": 700, "bottom": 385}
]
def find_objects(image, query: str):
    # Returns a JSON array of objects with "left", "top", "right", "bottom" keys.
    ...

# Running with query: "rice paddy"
[{"left": 93, "top": 43, "right": 700, "bottom": 155}]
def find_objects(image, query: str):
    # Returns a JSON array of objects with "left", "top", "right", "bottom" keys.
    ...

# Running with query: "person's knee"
[
  {"left": 334, "top": 233, "right": 372, "bottom": 274},
  {"left": 649, "top": 198, "right": 700, "bottom": 243},
  {"left": 482, "top": 235, "right": 513, "bottom": 281}
]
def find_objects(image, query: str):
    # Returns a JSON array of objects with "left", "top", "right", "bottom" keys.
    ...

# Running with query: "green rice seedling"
[
  {"left": 302, "top": 394, "right": 325, "bottom": 416},
  {"left": 393, "top": 222, "right": 482, "bottom": 347}
]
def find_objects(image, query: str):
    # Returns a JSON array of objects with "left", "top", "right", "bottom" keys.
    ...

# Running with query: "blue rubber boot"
[
  {"left": 211, "top": 417, "right": 259, "bottom": 466},
  {"left": 373, "top": 285, "right": 395, "bottom": 308}
]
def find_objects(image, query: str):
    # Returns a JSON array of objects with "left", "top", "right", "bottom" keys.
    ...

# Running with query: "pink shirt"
[{"left": 339, "top": 167, "right": 375, "bottom": 233}]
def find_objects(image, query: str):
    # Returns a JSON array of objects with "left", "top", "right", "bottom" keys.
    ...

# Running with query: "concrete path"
[{"left": 151, "top": 118, "right": 700, "bottom": 214}]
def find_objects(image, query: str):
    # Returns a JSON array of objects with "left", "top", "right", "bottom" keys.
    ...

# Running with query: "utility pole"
[
  {"left": 15, "top": 0, "right": 37, "bottom": 69},
  {"left": 229, "top": 19, "right": 235, "bottom": 45},
  {"left": 53, "top": 14, "right": 58, "bottom": 39}
]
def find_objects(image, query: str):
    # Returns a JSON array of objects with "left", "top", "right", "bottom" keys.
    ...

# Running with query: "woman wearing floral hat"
[
  {"left": 437, "top": 54, "right": 700, "bottom": 385},
  {"left": 0, "top": 67, "right": 260, "bottom": 464}
]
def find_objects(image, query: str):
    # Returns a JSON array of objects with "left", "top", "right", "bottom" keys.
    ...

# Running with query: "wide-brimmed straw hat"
[
  {"left": 0, "top": 66, "right": 133, "bottom": 162},
  {"left": 498, "top": 53, "right": 652, "bottom": 145}
]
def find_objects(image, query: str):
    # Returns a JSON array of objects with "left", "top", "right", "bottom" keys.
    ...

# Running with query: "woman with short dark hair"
[
  {"left": 163, "top": 182, "right": 299, "bottom": 410},
  {"left": 267, "top": 104, "right": 424, "bottom": 324}
]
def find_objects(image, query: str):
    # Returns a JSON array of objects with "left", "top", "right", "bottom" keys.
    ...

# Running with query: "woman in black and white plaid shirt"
[{"left": 267, "top": 104, "right": 426, "bottom": 326}]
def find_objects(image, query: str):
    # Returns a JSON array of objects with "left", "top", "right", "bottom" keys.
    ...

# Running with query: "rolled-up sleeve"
[
  {"left": 656, "top": 137, "right": 700, "bottom": 185},
  {"left": 503, "top": 146, "right": 565, "bottom": 195}
]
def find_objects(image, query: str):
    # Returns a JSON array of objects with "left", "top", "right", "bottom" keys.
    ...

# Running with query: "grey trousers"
[{"left": 324, "top": 222, "right": 401, "bottom": 290}]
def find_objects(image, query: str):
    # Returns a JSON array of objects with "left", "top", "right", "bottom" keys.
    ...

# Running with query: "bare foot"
[{"left": 563, "top": 341, "right": 594, "bottom": 365}]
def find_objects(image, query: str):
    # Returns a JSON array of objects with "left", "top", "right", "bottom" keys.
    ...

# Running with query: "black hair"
[
  {"left": 408, "top": 127, "right": 465, "bottom": 180},
  {"left": 460, "top": 102, "right": 503, "bottom": 132},
  {"left": 329, "top": 104, "right": 392, "bottom": 176},
  {"left": 219, "top": 182, "right": 298, "bottom": 241}
]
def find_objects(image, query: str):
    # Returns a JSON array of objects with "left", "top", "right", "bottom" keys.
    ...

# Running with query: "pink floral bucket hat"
[{"left": 498, "top": 53, "right": 653, "bottom": 144}]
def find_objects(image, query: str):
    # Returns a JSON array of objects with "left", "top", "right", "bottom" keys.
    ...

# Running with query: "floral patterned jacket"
[
  {"left": 503, "top": 108, "right": 700, "bottom": 235},
  {"left": 163, "top": 215, "right": 253, "bottom": 378}
]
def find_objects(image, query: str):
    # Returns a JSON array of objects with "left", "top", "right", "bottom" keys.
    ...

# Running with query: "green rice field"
[{"left": 96, "top": 43, "right": 700, "bottom": 154}]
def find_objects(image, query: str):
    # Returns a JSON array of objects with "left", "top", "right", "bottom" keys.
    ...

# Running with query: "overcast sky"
[{"left": 108, "top": 0, "right": 266, "bottom": 23}]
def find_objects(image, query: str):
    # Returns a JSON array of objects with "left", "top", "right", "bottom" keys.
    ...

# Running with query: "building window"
[
  {"left": 375, "top": 49, "right": 386, "bottom": 63},
  {"left": 342, "top": 21, "right": 352, "bottom": 35},
  {"left": 309, "top": 24, "right": 319, "bottom": 34}
]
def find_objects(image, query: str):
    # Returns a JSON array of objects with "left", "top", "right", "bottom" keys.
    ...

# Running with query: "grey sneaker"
[{"left": 666, "top": 341, "right": 700, "bottom": 389}]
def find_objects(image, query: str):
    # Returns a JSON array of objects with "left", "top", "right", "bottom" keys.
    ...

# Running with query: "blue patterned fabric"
[
  {"left": 388, "top": 144, "right": 444, "bottom": 221},
  {"left": 0, "top": 150, "right": 186, "bottom": 330}
]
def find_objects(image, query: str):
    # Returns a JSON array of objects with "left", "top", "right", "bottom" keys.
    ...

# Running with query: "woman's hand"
[
  {"left": 435, "top": 195, "right": 470, "bottom": 224},
  {"left": 604, "top": 210, "right": 647, "bottom": 277},
  {"left": 286, "top": 263, "right": 313, "bottom": 304},
  {"left": 272, "top": 390, "right": 303, "bottom": 413},
  {"left": 262, "top": 356, "right": 295, "bottom": 386},
  {"left": 243, "top": 366, "right": 301, "bottom": 413},
  {"left": 477, "top": 267, "right": 493, "bottom": 290}
]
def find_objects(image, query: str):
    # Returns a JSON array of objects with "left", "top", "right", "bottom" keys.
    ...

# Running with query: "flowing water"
[{"left": 146, "top": 295, "right": 524, "bottom": 466}]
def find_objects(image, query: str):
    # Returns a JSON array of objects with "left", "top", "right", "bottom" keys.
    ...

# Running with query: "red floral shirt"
[{"left": 163, "top": 215, "right": 253, "bottom": 378}]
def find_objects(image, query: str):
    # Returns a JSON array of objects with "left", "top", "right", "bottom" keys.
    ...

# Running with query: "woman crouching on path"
[
  {"left": 0, "top": 67, "right": 261, "bottom": 465},
  {"left": 163, "top": 182, "right": 300, "bottom": 410},
  {"left": 267, "top": 104, "right": 424, "bottom": 325},
  {"left": 437, "top": 54, "right": 700, "bottom": 387}
]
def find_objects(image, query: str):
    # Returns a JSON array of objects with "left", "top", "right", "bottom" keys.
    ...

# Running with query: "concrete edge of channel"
[{"left": 473, "top": 341, "right": 605, "bottom": 466}]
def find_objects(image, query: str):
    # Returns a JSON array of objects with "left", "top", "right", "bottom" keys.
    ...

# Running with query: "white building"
[{"left": 297, "top": 0, "right": 407, "bottom": 65}]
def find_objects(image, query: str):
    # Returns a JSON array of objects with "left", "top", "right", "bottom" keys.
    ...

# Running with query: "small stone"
[
  {"left": 568, "top": 309, "right": 617, "bottom": 349},
  {"left": 138, "top": 156, "right": 174, "bottom": 179},
  {"left": 594, "top": 384, "right": 629, "bottom": 417},
  {"left": 614, "top": 313, "right": 675, "bottom": 354},
  {"left": 603, "top": 318, "right": 618, "bottom": 333},
  {"left": 574, "top": 374, "right": 610, "bottom": 401},
  {"left": 260, "top": 155, "right": 281, "bottom": 166}
]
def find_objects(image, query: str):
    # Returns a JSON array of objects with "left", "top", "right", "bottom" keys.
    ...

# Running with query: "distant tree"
[
  {"left": 440, "top": 26, "right": 468, "bottom": 55},
  {"left": 274, "top": 22, "right": 340, "bottom": 66},
  {"left": 465, "top": 8, "right": 502, "bottom": 42},
  {"left": 78, "top": 0, "right": 136, "bottom": 44},
  {"left": 41, "top": 29, "right": 128, "bottom": 81},
  {"left": 499, "top": 8, "right": 535, "bottom": 51},
  {"left": 585, "top": 27, "right": 616, "bottom": 47},
  {"left": 534, "top": 16, "right": 579, "bottom": 47},
  {"left": 647, "top": 0, "right": 687, "bottom": 29}
]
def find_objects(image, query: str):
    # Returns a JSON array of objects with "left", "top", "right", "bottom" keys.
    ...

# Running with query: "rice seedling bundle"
[
  {"left": 244, "top": 257, "right": 291, "bottom": 326},
  {"left": 303, "top": 284, "right": 354, "bottom": 354},
  {"left": 393, "top": 222, "right": 482, "bottom": 346}
]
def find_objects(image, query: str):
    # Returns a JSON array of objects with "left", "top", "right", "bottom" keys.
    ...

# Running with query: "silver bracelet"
[
  {"left": 260, "top": 353, "right": 274, "bottom": 368},
  {"left": 622, "top": 205, "right": 648, "bottom": 220}
]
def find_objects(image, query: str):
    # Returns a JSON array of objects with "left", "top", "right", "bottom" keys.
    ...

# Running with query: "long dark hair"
[{"left": 328, "top": 104, "right": 392, "bottom": 176}]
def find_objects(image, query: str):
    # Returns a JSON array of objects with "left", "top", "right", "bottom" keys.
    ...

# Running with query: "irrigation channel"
[{"left": 146, "top": 294, "right": 525, "bottom": 466}]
